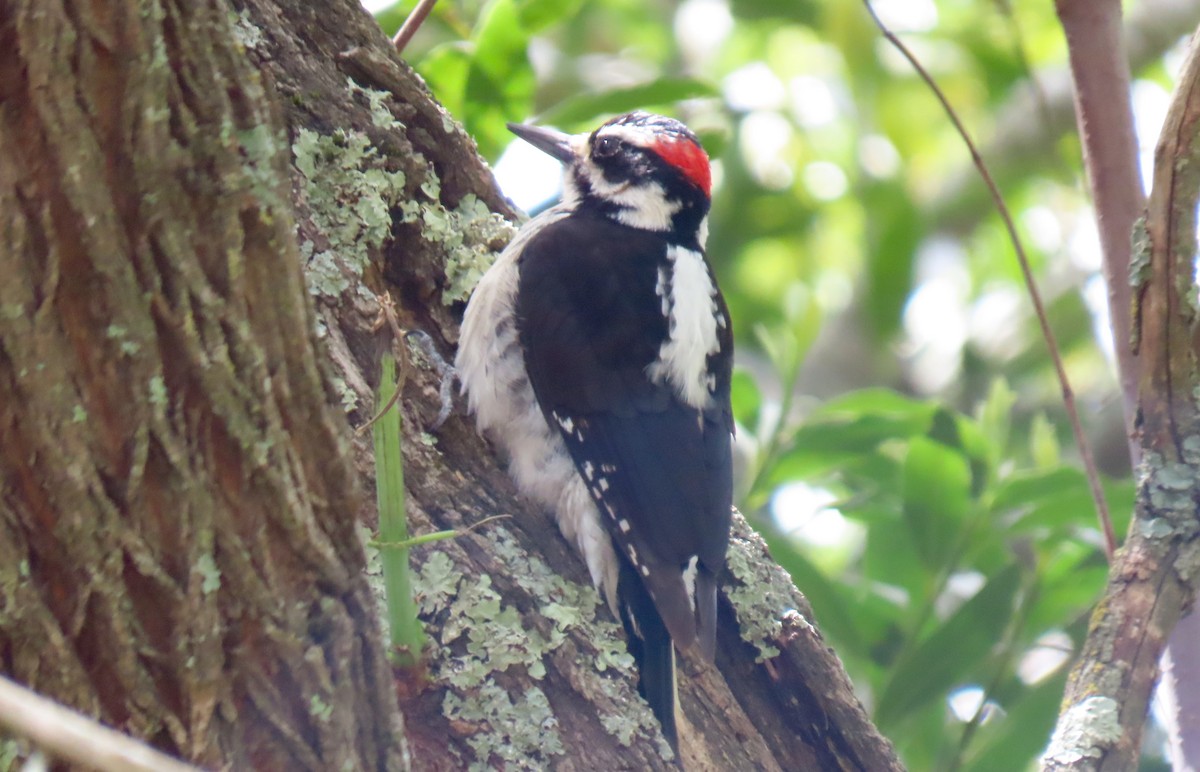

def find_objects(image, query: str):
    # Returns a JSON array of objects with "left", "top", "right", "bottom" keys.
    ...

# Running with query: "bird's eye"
[{"left": 593, "top": 135, "right": 619, "bottom": 158}]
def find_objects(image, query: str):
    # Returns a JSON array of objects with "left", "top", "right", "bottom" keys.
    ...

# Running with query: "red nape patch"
[{"left": 652, "top": 138, "right": 711, "bottom": 196}]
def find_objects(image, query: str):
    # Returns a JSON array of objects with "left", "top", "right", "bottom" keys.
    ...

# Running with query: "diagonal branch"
[
  {"left": 1043, "top": 24, "right": 1200, "bottom": 770},
  {"left": 0, "top": 677, "right": 201, "bottom": 772},
  {"left": 1054, "top": 0, "right": 1144, "bottom": 460}
]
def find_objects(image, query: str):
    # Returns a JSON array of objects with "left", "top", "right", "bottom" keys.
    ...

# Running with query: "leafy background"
[{"left": 367, "top": 0, "right": 1190, "bottom": 768}]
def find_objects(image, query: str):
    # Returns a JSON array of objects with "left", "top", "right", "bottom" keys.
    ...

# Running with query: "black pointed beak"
[{"left": 507, "top": 122, "right": 575, "bottom": 163}]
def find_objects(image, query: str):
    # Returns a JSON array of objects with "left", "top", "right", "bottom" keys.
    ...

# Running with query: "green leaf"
[
  {"left": 1029, "top": 412, "right": 1061, "bottom": 470},
  {"left": 874, "top": 565, "right": 1022, "bottom": 730},
  {"left": 962, "top": 669, "right": 1070, "bottom": 772},
  {"left": 926, "top": 409, "right": 994, "bottom": 498},
  {"left": 992, "top": 467, "right": 1091, "bottom": 532},
  {"left": 462, "top": 0, "right": 535, "bottom": 158},
  {"left": 902, "top": 437, "right": 973, "bottom": 568},
  {"left": 417, "top": 42, "right": 473, "bottom": 121},
  {"left": 536, "top": 77, "right": 720, "bottom": 129},
  {"left": 861, "top": 181, "right": 921, "bottom": 341},
  {"left": 1025, "top": 542, "right": 1108, "bottom": 635},
  {"left": 861, "top": 519, "right": 928, "bottom": 627},
  {"left": 727, "top": 0, "right": 819, "bottom": 23},
  {"left": 514, "top": 0, "right": 587, "bottom": 32},
  {"left": 791, "top": 390, "right": 938, "bottom": 452},
  {"left": 976, "top": 377, "right": 1017, "bottom": 457},
  {"left": 817, "top": 388, "right": 936, "bottom": 419},
  {"left": 760, "top": 390, "right": 939, "bottom": 491},
  {"left": 730, "top": 368, "right": 763, "bottom": 433},
  {"left": 373, "top": 2, "right": 408, "bottom": 37}
]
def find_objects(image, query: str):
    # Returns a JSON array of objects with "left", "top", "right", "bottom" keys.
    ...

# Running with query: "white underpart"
[
  {"left": 646, "top": 245, "right": 722, "bottom": 408},
  {"left": 456, "top": 206, "right": 620, "bottom": 613}
]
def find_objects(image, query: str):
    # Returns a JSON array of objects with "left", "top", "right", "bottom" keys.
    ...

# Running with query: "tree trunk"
[
  {"left": 0, "top": 1, "right": 401, "bottom": 769},
  {"left": 0, "top": 1, "right": 899, "bottom": 769},
  {"left": 1043, "top": 22, "right": 1200, "bottom": 771}
]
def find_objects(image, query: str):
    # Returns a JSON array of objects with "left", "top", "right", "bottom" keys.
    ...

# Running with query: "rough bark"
[
  {"left": 1, "top": 0, "right": 900, "bottom": 769},
  {"left": 0, "top": 1, "right": 401, "bottom": 770},
  {"left": 1043, "top": 24, "right": 1200, "bottom": 772},
  {"left": 1052, "top": 1, "right": 1200, "bottom": 767}
]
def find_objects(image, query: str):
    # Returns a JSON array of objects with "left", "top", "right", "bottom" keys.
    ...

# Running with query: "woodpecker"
[{"left": 455, "top": 111, "right": 733, "bottom": 750}]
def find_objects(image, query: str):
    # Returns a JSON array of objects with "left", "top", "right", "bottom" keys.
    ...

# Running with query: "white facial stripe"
[
  {"left": 612, "top": 191, "right": 679, "bottom": 231},
  {"left": 594, "top": 123, "right": 654, "bottom": 148},
  {"left": 575, "top": 163, "right": 680, "bottom": 232},
  {"left": 645, "top": 245, "right": 722, "bottom": 408}
]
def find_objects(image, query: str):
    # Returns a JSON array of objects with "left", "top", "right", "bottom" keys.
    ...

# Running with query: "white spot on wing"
[
  {"left": 619, "top": 519, "right": 631, "bottom": 533},
  {"left": 682, "top": 555, "right": 699, "bottom": 612},
  {"left": 625, "top": 604, "right": 643, "bottom": 638},
  {"left": 582, "top": 461, "right": 595, "bottom": 480},
  {"left": 645, "top": 245, "right": 722, "bottom": 408}
]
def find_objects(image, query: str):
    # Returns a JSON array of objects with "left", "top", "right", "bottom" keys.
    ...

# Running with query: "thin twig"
[
  {"left": 392, "top": 0, "right": 439, "bottom": 54},
  {"left": 372, "top": 514, "right": 513, "bottom": 551},
  {"left": 0, "top": 676, "right": 201, "bottom": 772},
  {"left": 862, "top": 1, "right": 1116, "bottom": 557}
]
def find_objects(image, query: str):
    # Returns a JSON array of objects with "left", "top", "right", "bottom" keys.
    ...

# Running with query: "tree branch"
[
  {"left": 1043, "top": 24, "right": 1200, "bottom": 770},
  {"left": 1054, "top": 0, "right": 1144, "bottom": 458},
  {"left": 0, "top": 676, "right": 201, "bottom": 772},
  {"left": 0, "top": 2, "right": 402, "bottom": 767},
  {"left": 231, "top": 0, "right": 902, "bottom": 765}
]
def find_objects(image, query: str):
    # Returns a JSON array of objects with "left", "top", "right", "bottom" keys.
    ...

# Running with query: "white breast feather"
[
  {"left": 646, "top": 245, "right": 721, "bottom": 408},
  {"left": 456, "top": 209, "right": 620, "bottom": 612}
]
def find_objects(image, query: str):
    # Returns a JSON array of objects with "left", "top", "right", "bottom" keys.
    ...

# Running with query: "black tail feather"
[{"left": 618, "top": 558, "right": 679, "bottom": 751}]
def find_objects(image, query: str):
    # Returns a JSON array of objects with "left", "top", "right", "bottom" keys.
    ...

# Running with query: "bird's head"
[{"left": 507, "top": 111, "right": 712, "bottom": 241}]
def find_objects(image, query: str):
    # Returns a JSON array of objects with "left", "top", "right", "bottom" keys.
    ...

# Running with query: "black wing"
[{"left": 515, "top": 213, "right": 733, "bottom": 651}]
